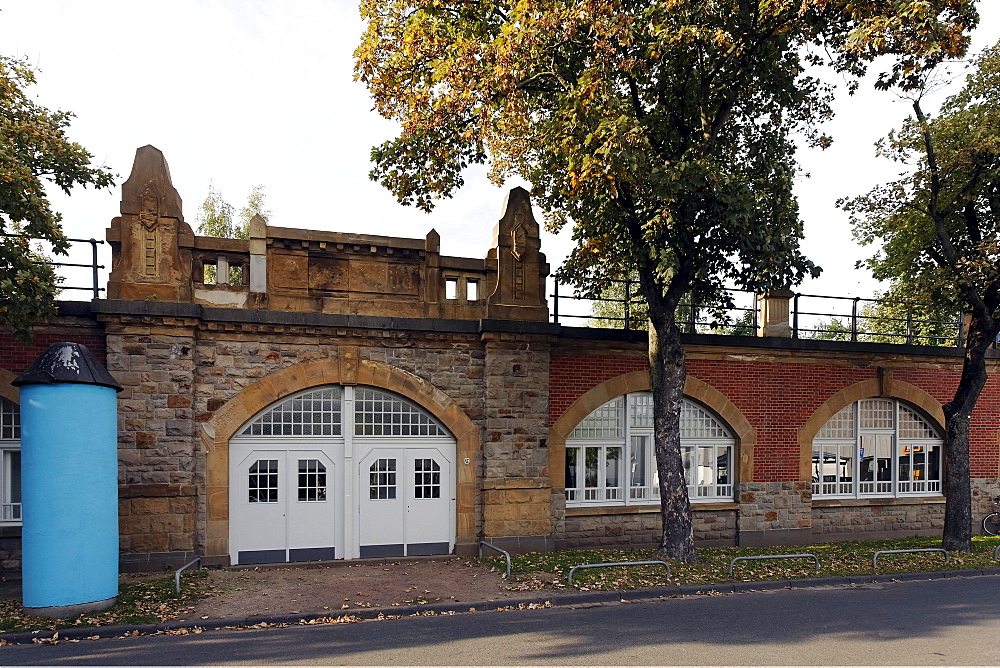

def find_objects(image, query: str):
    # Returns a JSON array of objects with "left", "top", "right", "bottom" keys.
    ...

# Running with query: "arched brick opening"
[
  {"left": 0, "top": 368, "right": 19, "bottom": 404},
  {"left": 202, "top": 356, "right": 480, "bottom": 559},
  {"left": 796, "top": 378, "right": 945, "bottom": 480},
  {"left": 549, "top": 371, "right": 757, "bottom": 489}
]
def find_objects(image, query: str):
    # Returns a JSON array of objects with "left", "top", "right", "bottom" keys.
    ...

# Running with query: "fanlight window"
[
  {"left": 566, "top": 393, "right": 735, "bottom": 506},
  {"left": 241, "top": 388, "right": 342, "bottom": 436},
  {"left": 0, "top": 397, "right": 18, "bottom": 440},
  {"left": 812, "top": 398, "right": 942, "bottom": 498},
  {"left": 355, "top": 388, "right": 446, "bottom": 437}
]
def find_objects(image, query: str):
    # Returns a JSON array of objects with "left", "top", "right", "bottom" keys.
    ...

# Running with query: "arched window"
[
  {"left": 241, "top": 387, "right": 343, "bottom": 437},
  {"left": 0, "top": 396, "right": 20, "bottom": 525},
  {"left": 811, "top": 398, "right": 943, "bottom": 498},
  {"left": 565, "top": 392, "right": 735, "bottom": 506},
  {"left": 238, "top": 386, "right": 447, "bottom": 439}
]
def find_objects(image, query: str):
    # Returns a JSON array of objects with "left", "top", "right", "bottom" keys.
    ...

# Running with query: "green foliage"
[
  {"left": 196, "top": 183, "right": 270, "bottom": 241},
  {"left": 357, "top": 0, "right": 977, "bottom": 559},
  {"left": 0, "top": 571, "right": 214, "bottom": 633},
  {"left": 845, "top": 43, "right": 1000, "bottom": 318},
  {"left": 197, "top": 184, "right": 270, "bottom": 282},
  {"left": 0, "top": 55, "right": 114, "bottom": 340},
  {"left": 807, "top": 288, "right": 959, "bottom": 345},
  {"left": 482, "top": 535, "right": 1000, "bottom": 591},
  {"left": 843, "top": 41, "right": 1000, "bottom": 551}
]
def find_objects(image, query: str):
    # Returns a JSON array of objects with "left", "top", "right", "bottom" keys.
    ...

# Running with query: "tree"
[
  {"left": 196, "top": 184, "right": 271, "bottom": 283},
  {"left": 0, "top": 55, "right": 114, "bottom": 340},
  {"left": 357, "top": 0, "right": 977, "bottom": 562},
  {"left": 196, "top": 183, "right": 271, "bottom": 240},
  {"left": 844, "top": 41, "right": 1000, "bottom": 552},
  {"left": 809, "top": 285, "right": 959, "bottom": 345}
]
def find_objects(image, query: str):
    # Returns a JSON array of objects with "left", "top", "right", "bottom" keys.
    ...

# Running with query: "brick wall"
[
  {"left": 0, "top": 322, "right": 106, "bottom": 375},
  {"left": 549, "top": 349, "right": 1000, "bottom": 481}
]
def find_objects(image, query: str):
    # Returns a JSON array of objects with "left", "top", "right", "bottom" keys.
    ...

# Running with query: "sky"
[{"left": 1, "top": 1, "right": 998, "bottom": 310}]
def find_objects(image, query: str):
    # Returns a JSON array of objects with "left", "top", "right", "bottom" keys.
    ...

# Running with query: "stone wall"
[
  {"left": 737, "top": 482, "right": 812, "bottom": 545},
  {"left": 559, "top": 508, "right": 737, "bottom": 549},
  {"left": 812, "top": 499, "right": 945, "bottom": 539}
]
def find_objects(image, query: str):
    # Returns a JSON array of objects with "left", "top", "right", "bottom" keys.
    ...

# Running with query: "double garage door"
[{"left": 229, "top": 386, "right": 456, "bottom": 564}]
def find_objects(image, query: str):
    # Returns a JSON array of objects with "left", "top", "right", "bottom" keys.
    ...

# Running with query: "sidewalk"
[{"left": 2, "top": 558, "right": 1000, "bottom": 646}]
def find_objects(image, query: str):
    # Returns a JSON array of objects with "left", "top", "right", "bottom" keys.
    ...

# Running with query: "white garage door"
[{"left": 229, "top": 385, "right": 456, "bottom": 564}]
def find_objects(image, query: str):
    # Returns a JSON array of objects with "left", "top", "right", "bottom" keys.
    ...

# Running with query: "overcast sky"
[{"left": 1, "top": 1, "right": 998, "bottom": 307}]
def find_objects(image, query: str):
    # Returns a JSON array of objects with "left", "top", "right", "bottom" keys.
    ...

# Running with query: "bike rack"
[
  {"left": 872, "top": 548, "right": 948, "bottom": 568},
  {"left": 728, "top": 553, "right": 820, "bottom": 577},
  {"left": 479, "top": 541, "right": 512, "bottom": 579},
  {"left": 992, "top": 545, "right": 1000, "bottom": 561},
  {"left": 174, "top": 557, "right": 202, "bottom": 595},
  {"left": 567, "top": 560, "right": 670, "bottom": 584}
]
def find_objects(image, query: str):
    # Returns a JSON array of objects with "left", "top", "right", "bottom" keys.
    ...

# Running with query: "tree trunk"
[
  {"left": 941, "top": 315, "right": 993, "bottom": 552},
  {"left": 648, "top": 296, "right": 697, "bottom": 563}
]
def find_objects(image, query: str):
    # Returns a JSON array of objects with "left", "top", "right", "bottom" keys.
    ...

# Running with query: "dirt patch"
[{"left": 186, "top": 558, "right": 540, "bottom": 621}]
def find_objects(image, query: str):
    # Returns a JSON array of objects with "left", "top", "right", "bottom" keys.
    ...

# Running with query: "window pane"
[
  {"left": 249, "top": 459, "right": 279, "bottom": 503},
  {"left": 716, "top": 447, "right": 730, "bottom": 485},
  {"left": 876, "top": 434, "right": 892, "bottom": 482},
  {"left": 0, "top": 397, "right": 19, "bottom": 440},
  {"left": 369, "top": 458, "right": 397, "bottom": 499},
  {"left": 584, "top": 447, "right": 599, "bottom": 488},
  {"left": 566, "top": 448, "right": 578, "bottom": 490},
  {"left": 606, "top": 447, "right": 621, "bottom": 488},
  {"left": 860, "top": 399, "right": 893, "bottom": 430},
  {"left": 242, "top": 388, "right": 342, "bottom": 436},
  {"left": 297, "top": 459, "right": 327, "bottom": 502},
  {"left": 630, "top": 436, "right": 647, "bottom": 487},
  {"left": 571, "top": 398, "right": 624, "bottom": 439},
  {"left": 355, "top": 388, "right": 446, "bottom": 437},
  {"left": 629, "top": 393, "right": 653, "bottom": 428},
  {"left": 817, "top": 405, "right": 854, "bottom": 439},
  {"left": 680, "top": 403, "right": 730, "bottom": 439},
  {"left": 9, "top": 450, "right": 21, "bottom": 504},
  {"left": 681, "top": 447, "right": 693, "bottom": 485}
]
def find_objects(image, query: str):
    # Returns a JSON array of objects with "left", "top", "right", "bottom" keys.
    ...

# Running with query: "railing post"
[
  {"left": 752, "top": 292, "right": 759, "bottom": 336},
  {"left": 624, "top": 279, "right": 631, "bottom": 331},
  {"left": 851, "top": 297, "right": 860, "bottom": 342},
  {"left": 90, "top": 239, "right": 99, "bottom": 300},
  {"left": 687, "top": 298, "right": 696, "bottom": 334},
  {"left": 552, "top": 281, "right": 559, "bottom": 324},
  {"left": 792, "top": 293, "right": 799, "bottom": 339},
  {"left": 906, "top": 305, "right": 913, "bottom": 345}
]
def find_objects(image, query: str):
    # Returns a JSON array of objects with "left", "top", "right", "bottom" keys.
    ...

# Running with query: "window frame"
[
  {"left": 811, "top": 398, "right": 943, "bottom": 500},
  {"left": 566, "top": 393, "right": 735, "bottom": 507},
  {"left": 0, "top": 396, "right": 20, "bottom": 526}
]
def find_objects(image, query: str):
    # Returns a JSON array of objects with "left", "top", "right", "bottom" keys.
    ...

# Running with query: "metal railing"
[
  {"left": 479, "top": 541, "right": 512, "bottom": 579},
  {"left": 567, "top": 560, "right": 671, "bottom": 584},
  {"left": 550, "top": 279, "right": 964, "bottom": 347},
  {"left": 174, "top": 557, "right": 202, "bottom": 595},
  {"left": 2, "top": 233, "right": 106, "bottom": 299},
  {"left": 729, "top": 553, "right": 820, "bottom": 576},
  {"left": 872, "top": 548, "right": 949, "bottom": 568}
]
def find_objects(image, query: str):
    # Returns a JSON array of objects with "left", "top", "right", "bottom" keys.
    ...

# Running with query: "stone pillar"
[
  {"left": 480, "top": 333, "right": 553, "bottom": 553},
  {"left": 106, "top": 146, "right": 194, "bottom": 302},
  {"left": 248, "top": 214, "right": 267, "bottom": 307},
  {"left": 105, "top": 317, "right": 199, "bottom": 571},
  {"left": 757, "top": 290, "right": 794, "bottom": 338}
]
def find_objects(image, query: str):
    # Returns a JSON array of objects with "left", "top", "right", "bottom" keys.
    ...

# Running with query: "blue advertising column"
[{"left": 13, "top": 342, "right": 123, "bottom": 618}]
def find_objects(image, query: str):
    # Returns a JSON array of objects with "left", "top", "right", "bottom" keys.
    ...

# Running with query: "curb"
[{"left": 3, "top": 568, "right": 1000, "bottom": 646}]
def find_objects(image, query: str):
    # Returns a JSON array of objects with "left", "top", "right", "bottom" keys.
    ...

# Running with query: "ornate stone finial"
[
  {"left": 106, "top": 146, "right": 193, "bottom": 301},
  {"left": 485, "top": 187, "right": 549, "bottom": 321},
  {"left": 120, "top": 145, "right": 184, "bottom": 221}
]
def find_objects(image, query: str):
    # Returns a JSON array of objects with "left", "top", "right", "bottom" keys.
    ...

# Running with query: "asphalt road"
[{"left": 4, "top": 575, "right": 999, "bottom": 665}]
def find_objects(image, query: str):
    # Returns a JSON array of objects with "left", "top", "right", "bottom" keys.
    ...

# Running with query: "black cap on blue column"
[{"left": 12, "top": 342, "right": 123, "bottom": 391}]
